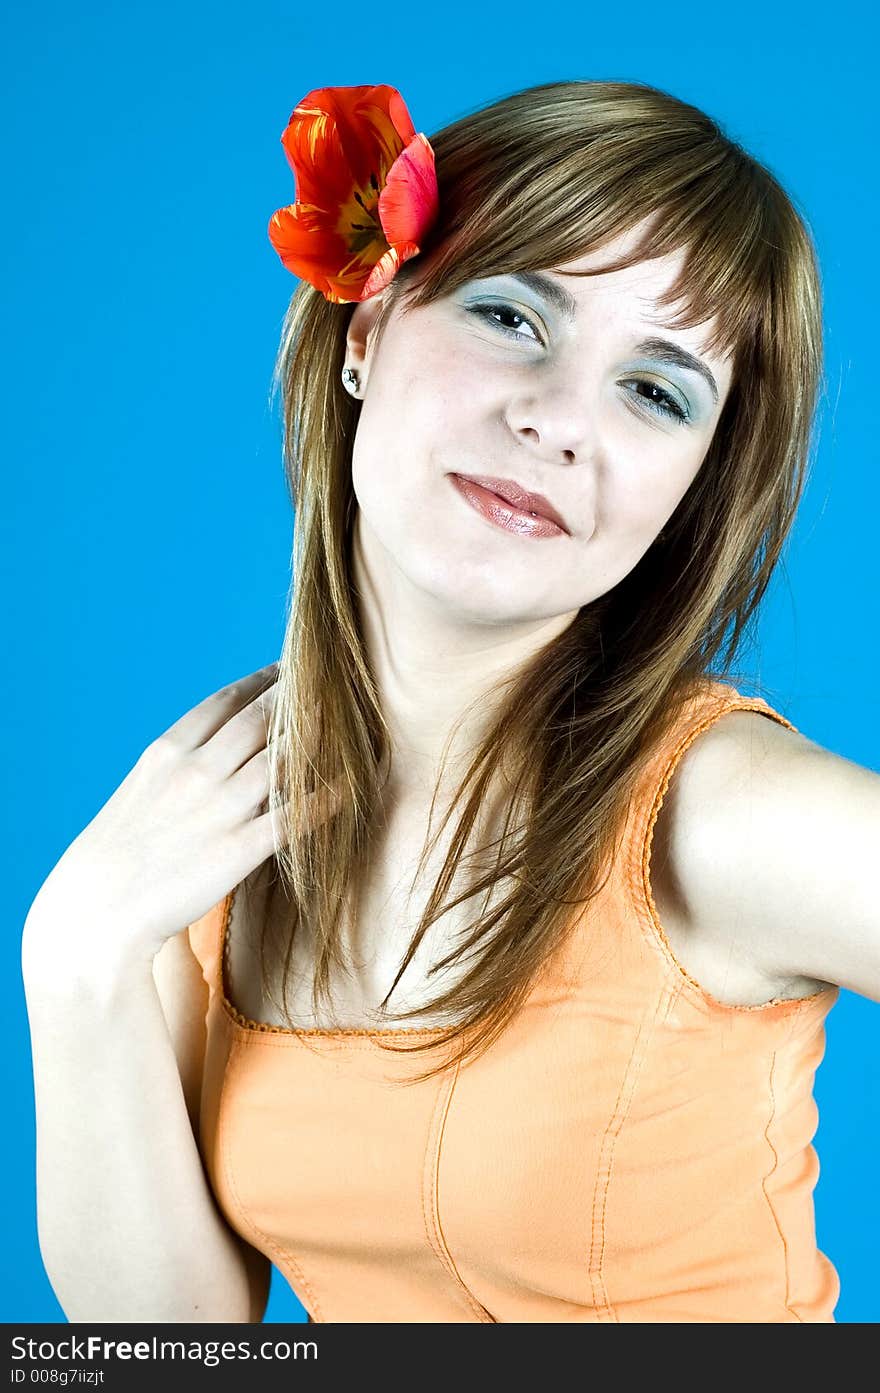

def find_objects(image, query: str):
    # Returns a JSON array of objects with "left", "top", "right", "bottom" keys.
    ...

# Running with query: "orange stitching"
[
  {"left": 588, "top": 1025, "right": 634, "bottom": 1321},
  {"left": 420, "top": 1061, "right": 497, "bottom": 1322},
  {"left": 218, "top": 890, "right": 233, "bottom": 997},
  {"left": 220, "top": 992, "right": 450, "bottom": 1038},
  {"left": 588, "top": 976, "right": 681, "bottom": 1321},
  {"left": 760, "top": 1004, "right": 809, "bottom": 1322}
]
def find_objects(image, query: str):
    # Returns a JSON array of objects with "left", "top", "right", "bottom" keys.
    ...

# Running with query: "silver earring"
[{"left": 341, "top": 366, "right": 360, "bottom": 396}]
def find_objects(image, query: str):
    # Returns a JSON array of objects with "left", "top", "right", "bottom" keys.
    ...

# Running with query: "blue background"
[{"left": 4, "top": 0, "right": 877, "bottom": 1324}]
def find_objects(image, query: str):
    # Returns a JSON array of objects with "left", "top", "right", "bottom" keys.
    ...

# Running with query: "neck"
[{"left": 350, "top": 512, "right": 576, "bottom": 805}]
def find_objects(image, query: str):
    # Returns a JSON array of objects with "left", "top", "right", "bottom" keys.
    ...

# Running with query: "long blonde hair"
[{"left": 256, "top": 78, "right": 824, "bottom": 1084}]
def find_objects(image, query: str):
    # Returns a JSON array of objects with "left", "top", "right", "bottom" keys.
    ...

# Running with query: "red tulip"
[{"left": 267, "top": 84, "right": 440, "bottom": 304}]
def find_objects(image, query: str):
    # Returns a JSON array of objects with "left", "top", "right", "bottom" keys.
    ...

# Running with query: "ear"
[{"left": 344, "top": 288, "right": 394, "bottom": 389}]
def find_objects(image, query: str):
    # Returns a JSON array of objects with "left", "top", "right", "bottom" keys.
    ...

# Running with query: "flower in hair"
[{"left": 267, "top": 83, "right": 440, "bottom": 304}]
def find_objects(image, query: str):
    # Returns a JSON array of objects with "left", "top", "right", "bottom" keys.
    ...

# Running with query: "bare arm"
[
  {"left": 22, "top": 920, "right": 271, "bottom": 1323},
  {"left": 21, "top": 660, "right": 281, "bottom": 1321},
  {"left": 656, "top": 709, "right": 880, "bottom": 1003}
]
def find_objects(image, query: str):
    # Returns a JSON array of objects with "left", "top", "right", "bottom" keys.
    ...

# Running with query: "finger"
[
  {"left": 226, "top": 733, "right": 282, "bottom": 803},
  {"left": 245, "top": 800, "right": 295, "bottom": 860},
  {"left": 164, "top": 663, "right": 280, "bottom": 751}
]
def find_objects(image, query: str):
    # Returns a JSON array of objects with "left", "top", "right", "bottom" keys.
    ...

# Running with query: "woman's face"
[{"left": 345, "top": 222, "right": 734, "bottom": 629}]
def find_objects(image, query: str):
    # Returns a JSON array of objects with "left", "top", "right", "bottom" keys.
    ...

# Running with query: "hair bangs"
[{"left": 392, "top": 82, "right": 794, "bottom": 378}]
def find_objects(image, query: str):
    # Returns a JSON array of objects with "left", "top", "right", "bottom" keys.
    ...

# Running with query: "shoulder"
[{"left": 652, "top": 697, "right": 880, "bottom": 1003}]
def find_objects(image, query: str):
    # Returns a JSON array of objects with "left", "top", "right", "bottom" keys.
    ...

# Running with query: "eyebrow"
[{"left": 502, "top": 269, "right": 720, "bottom": 405}]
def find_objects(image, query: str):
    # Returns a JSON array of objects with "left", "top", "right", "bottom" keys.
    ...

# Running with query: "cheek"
[
  {"left": 349, "top": 371, "right": 429, "bottom": 515},
  {"left": 611, "top": 451, "right": 702, "bottom": 544},
  {"left": 584, "top": 468, "right": 693, "bottom": 591},
  {"left": 348, "top": 388, "right": 445, "bottom": 588},
  {"left": 349, "top": 341, "right": 474, "bottom": 520}
]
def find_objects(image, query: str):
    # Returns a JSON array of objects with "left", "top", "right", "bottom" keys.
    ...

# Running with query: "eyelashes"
[
  {"left": 465, "top": 301, "right": 691, "bottom": 426},
  {"left": 624, "top": 380, "right": 689, "bottom": 424}
]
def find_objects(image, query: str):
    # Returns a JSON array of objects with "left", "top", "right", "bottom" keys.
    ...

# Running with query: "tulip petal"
[
  {"left": 360, "top": 246, "right": 408, "bottom": 299},
  {"left": 378, "top": 133, "right": 439, "bottom": 249},
  {"left": 283, "top": 84, "right": 411, "bottom": 204}
]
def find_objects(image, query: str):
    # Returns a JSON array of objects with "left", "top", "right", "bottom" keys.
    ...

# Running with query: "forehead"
[
  {"left": 551, "top": 229, "right": 690, "bottom": 313},
  {"left": 544, "top": 224, "right": 727, "bottom": 370}
]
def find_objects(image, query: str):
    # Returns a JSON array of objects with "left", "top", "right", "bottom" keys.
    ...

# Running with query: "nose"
[
  {"left": 501, "top": 379, "right": 598, "bottom": 541},
  {"left": 504, "top": 373, "right": 596, "bottom": 466}
]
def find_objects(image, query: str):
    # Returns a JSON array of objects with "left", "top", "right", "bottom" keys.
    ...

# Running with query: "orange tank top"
[{"left": 186, "top": 678, "right": 840, "bottom": 1322}]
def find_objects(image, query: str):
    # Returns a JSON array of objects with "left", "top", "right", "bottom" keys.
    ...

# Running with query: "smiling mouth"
[
  {"left": 450, "top": 473, "right": 570, "bottom": 533},
  {"left": 449, "top": 474, "right": 568, "bottom": 540}
]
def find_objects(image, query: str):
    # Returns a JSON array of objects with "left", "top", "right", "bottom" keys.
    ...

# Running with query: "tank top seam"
[
  {"left": 588, "top": 973, "right": 683, "bottom": 1321},
  {"left": 761, "top": 1001, "right": 807, "bottom": 1321},
  {"left": 625, "top": 688, "right": 837, "bottom": 1016},
  {"left": 218, "top": 1033, "right": 326, "bottom": 1322},
  {"left": 421, "top": 1057, "right": 497, "bottom": 1323}
]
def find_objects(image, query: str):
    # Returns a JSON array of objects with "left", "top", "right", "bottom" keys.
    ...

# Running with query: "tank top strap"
[
  {"left": 186, "top": 891, "right": 233, "bottom": 998},
  {"left": 626, "top": 677, "right": 799, "bottom": 878},
  {"left": 619, "top": 678, "right": 801, "bottom": 998}
]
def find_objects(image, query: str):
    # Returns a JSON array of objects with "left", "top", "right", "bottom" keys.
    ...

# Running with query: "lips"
[{"left": 452, "top": 474, "right": 569, "bottom": 534}]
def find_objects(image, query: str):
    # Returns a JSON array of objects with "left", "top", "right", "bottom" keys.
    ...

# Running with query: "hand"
[{"left": 24, "top": 662, "right": 284, "bottom": 971}]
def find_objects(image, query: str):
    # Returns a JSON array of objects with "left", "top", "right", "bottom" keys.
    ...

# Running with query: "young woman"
[{"left": 22, "top": 79, "right": 879, "bottom": 1324}]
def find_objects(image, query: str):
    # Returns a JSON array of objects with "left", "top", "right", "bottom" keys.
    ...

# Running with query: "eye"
[
  {"left": 466, "top": 300, "right": 544, "bottom": 344},
  {"left": 466, "top": 302, "right": 691, "bottom": 425},
  {"left": 621, "top": 378, "right": 690, "bottom": 425}
]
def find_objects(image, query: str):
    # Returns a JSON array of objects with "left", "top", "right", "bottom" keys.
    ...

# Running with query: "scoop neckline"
[{"left": 218, "top": 882, "right": 454, "bottom": 1038}]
